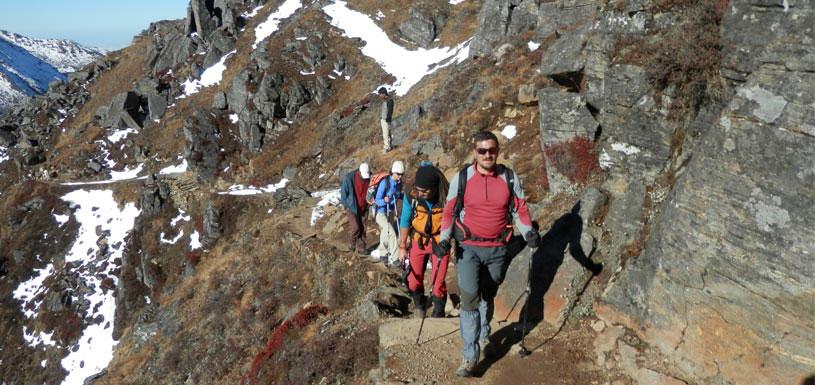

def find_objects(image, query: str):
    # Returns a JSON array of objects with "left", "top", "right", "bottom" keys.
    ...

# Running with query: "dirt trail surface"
[{"left": 375, "top": 316, "right": 607, "bottom": 385}]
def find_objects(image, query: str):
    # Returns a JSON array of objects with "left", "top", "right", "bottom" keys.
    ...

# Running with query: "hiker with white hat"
[
  {"left": 373, "top": 160, "right": 405, "bottom": 264},
  {"left": 340, "top": 163, "right": 371, "bottom": 253}
]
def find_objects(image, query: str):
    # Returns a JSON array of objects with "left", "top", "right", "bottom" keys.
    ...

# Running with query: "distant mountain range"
[{"left": 0, "top": 30, "right": 105, "bottom": 112}]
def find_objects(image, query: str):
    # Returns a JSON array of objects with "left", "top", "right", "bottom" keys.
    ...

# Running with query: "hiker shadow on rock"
[{"left": 476, "top": 202, "right": 602, "bottom": 375}]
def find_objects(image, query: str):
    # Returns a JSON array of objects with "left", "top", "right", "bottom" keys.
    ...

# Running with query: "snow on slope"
[
  {"left": 0, "top": 37, "right": 65, "bottom": 96},
  {"left": 0, "top": 30, "right": 103, "bottom": 111},
  {"left": 0, "top": 30, "right": 105, "bottom": 73}
]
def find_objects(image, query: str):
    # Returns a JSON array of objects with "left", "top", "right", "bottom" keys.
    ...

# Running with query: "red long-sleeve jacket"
[{"left": 440, "top": 164, "right": 534, "bottom": 247}]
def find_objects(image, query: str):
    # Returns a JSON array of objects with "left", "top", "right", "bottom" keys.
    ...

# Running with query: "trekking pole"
[
  {"left": 416, "top": 249, "right": 442, "bottom": 345},
  {"left": 517, "top": 248, "right": 535, "bottom": 357}
]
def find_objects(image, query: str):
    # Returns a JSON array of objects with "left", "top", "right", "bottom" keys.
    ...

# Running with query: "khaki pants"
[
  {"left": 375, "top": 211, "right": 398, "bottom": 263},
  {"left": 380, "top": 119, "right": 391, "bottom": 151}
]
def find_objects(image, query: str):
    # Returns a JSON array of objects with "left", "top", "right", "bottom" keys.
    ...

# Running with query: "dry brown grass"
[{"left": 611, "top": 0, "right": 725, "bottom": 118}]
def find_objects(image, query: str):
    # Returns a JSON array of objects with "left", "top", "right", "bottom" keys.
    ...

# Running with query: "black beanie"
[{"left": 414, "top": 166, "right": 439, "bottom": 189}]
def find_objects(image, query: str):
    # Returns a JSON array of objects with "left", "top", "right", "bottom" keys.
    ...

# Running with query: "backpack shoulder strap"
[
  {"left": 500, "top": 165, "right": 516, "bottom": 213},
  {"left": 453, "top": 166, "right": 469, "bottom": 216}
]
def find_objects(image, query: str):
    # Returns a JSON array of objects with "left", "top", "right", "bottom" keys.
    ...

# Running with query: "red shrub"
[
  {"left": 242, "top": 304, "right": 330, "bottom": 385},
  {"left": 186, "top": 252, "right": 200, "bottom": 265},
  {"left": 543, "top": 136, "right": 601, "bottom": 185}
]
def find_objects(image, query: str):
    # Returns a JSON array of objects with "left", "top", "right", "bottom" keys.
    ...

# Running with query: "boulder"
[
  {"left": 203, "top": 201, "right": 223, "bottom": 248},
  {"left": 539, "top": 24, "right": 591, "bottom": 76},
  {"left": 397, "top": 7, "right": 447, "bottom": 48},
  {"left": 517, "top": 84, "right": 538, "bottom": 104},
  {"left": 212, "top": 91, "right": 228, "bottom": 110},
  {"left": 182, "top": 111, "right": 222, "bottom": 180},
  {"left": 146, "top": 93, "right": 168, "bottom": 122},
  {"left": 103, "top": 92, "right": 144, "bottom": 129}
]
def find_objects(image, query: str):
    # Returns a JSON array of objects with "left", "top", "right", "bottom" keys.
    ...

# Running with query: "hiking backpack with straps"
[
  {"left": 452, "top": 164, "right": 516, "bottom": 243},
  {"left": 365, "top": 171, "right": 391, "bottom": 205},
  {"left": 405, "top": 165, "right": 448, "bottom": 249}
]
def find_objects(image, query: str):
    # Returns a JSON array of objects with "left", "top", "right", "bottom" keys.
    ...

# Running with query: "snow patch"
[
  {"left": 501, "top": 125, "right": 517, "bottom": 139},
  {"left": 13, "top": 262, "right": 54, "bottom": 319},
  {"left": 0, "top": 145, "right": 9, "bottom": 163},
  {"left": 253, "top": 0, "right": 303, "bottom": 49},
  {"left": 610, "top": 142, "right": 641, "bottom": 155},
  {"left": 181, "top": 50, "right": 236, "bottom": 96},
  {"left": 323, "top": 1, "right": 470, "bottom": 96},
  {"left": 189, "top": 231, "right": 202, "bottom": 250},
  {"left": 107, "top": 127, "right": 137, "bottom": 144},
  {"left": 527, "top": 41, "right": 540, "bottom": 51},
  {"left": 159, "top": 159, "right": 188, "bottom": 175},
  {"left": 450, "top": 0, "right": 467, "bottom": 4},
  {"left": 242, "top": 5, "right": 264, "bottom": 19},
  {"left": 170, "top": 210, "right": 191, "bottom": 226},
  {"left": 310, "top": 189, "right": 340, "bottom": 226},
  {"left": 22, "top": 326, "right": 57, "bottom": 347},
  {"left": 160, "top": 230, "right": 185, "bottom": 245},
  {"left": 219, "top": 178, "right": 289, "bottom": 195},
  {"left": 599, "top": 150, "right": 613, "bottom": 170},
  {"left": 58, "top": 189, "right": 140, "bottom": 385},
  {"left": 54, "top": 213, "right": 70, "bottom": 226}
]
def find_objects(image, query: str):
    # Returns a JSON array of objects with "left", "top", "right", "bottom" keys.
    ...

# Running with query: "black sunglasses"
[{"left": 476, "top": 147, "right": 499, "bottom": 155}]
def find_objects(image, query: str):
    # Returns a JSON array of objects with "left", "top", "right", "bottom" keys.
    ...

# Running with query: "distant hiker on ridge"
[
  {"left": 436, "top": 131, "right": 540, "bottom": 377},
  {"left": 340, "top": 162, "right": 371, "bottom": 254},
  {"left": 373, "top": 160, "right": 405, "bottom": 265},
  {"left": 398, "top": 164, "right": 449, "bottom": 318},
  {"left": 378, "top": 87, "right": 394, "bottom": 153}
]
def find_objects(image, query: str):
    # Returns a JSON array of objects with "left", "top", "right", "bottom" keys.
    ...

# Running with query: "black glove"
[
  {"left": 433, "top": 239, "right": 451, "bottom": 257},
  {"left": 525, "top": 231, "right": 540, "bottom": 249}
]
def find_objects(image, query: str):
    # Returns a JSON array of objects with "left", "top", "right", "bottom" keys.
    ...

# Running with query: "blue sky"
[{"left": 0, "top": 1, "right": 189, "bottom": 50}]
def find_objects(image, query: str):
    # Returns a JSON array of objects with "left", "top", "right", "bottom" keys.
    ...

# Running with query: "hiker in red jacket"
[
  {"left": 436, "top": 131, "right": 540, "bottom": 377},
  {"left": 340, "top": 163, "right": 371, "bottom": 253}
]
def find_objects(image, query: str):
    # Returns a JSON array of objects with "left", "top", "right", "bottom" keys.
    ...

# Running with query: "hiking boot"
[
  {"left": 455, "top": 358, "right": 476, "bottom": 377},
  {"left": 481, "top": 338, "right": 496, "bottom": 359},
  {"left": 431, "top": 295, "right": 447, "bottom": 318},
  {"left": 410, "top": 292, "right": 427, "bottom": 318}
]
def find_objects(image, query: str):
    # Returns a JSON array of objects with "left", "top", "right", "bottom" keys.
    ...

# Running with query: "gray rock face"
[
  {"left": 139, "top": 175, "right": 171, "bottom": 217},
  {"left": 469, "top": 0, "right": 514, "bottom": 57},
  {"left": 102, "top": 92, "right": 144, "bottom": 129},
  {"left": 537, "top": 88, "right": 599, "bottom": 194},
  {"left": 147, "top": 20, "right": 197, "bottom": 73},
  {"left": 398, "top": 7, "right": 447, "bottom": 48},
  {"left": 600, "top": 8, "right": 815, "bottom": 384},
  {"left": 539, "top": 24, "right": 590, "bottom": 76},
  {"left": 538, "top": 88, "right": 598, "bottom": 144},
  {"left": 537, "top": 0, "right": 599, "bottom": 38},
  {"left": 182, "top": 111, "right": 222, "bottom": 180},
  {"left": 203, "top": 201, "right": 223, "bottom": 248},
  {"left": 720, "top": 0, "right": 815, "bottom": 80},
  {"left": 391, "top": 105, "right": 424, "bottom": 147}
]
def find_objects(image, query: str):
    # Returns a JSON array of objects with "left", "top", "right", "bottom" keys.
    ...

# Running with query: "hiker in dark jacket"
[
  {"left": 397, "top": 165, "right": 449, "bottom": 318},
  {"left": 340, "top": 163, "right": 371, "bottom": 253},
  {"left": 436, "top": 131, "right": 539, "bottom": 377},
  {"left": 378, "top": 87, "right": 394, "bottom": 153}
]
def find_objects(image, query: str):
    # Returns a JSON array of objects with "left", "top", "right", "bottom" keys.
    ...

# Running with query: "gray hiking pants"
[{"left": 456, "top": 244, "right": 506, "bottom": 362}]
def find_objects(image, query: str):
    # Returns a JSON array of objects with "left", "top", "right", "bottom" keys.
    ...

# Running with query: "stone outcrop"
[
  {"left": 182, "top": 111, "right": 222, "bottom": 180},
  {"left": 599, "top": 4, "right": 815, "bottom": 382},
  {"left": 397, "top": 6, "right": 447, "bottom": 48}
]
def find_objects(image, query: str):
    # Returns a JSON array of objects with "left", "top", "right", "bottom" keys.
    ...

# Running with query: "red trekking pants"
[{"left": 407, "top": 238, "right": 449, "bottom": 297}]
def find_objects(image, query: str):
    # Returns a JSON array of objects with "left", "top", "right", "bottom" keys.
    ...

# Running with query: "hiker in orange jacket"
[{"left": 398, "top": 165, "right": 449, "bottom": 318}]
